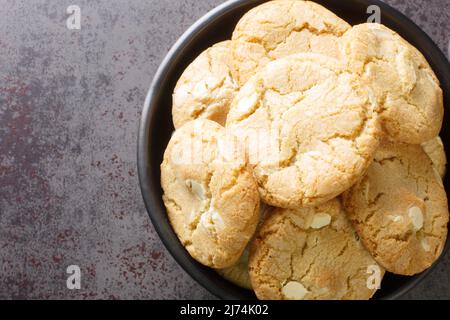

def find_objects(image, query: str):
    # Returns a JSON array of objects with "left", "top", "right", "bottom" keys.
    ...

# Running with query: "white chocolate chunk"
[
  {"left": 200, "top": 202, "right": 224, "bottom": 230},
  {"left": 387, "top": 215, "right": 403, "bottom": 223},
  {"left": 408, "top": 206, "right": 424, "bottom": 231},
  {"left": 173, "top": 85, "right": 190, "bottom": 108},
  {"left": 281, "top": 281, "right": 308, "bottom": 300},
  {"left": 200, "top": 211, "right": 212, "bottom": 229},
  {"left": 192, "top": 80, "right": 209, "bottom": 100},
  {"left": 310, "top": 213, "right": 331, "bottom": 229},
  {"left": 210, "top": 209, "right": 225, "bottom": 230},
  {"left": 421, "top": 238, "right": 431, "bottom": 252},
  {"left": 186, "top": 180, "right": 206, "bottom": 200},
  {"left": 236, "top": 92, "right": 258, "bottom": 116}
]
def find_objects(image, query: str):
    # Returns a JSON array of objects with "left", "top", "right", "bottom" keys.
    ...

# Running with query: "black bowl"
[{"left": 138, "top": 0, "right": 450, "bottom": 300}]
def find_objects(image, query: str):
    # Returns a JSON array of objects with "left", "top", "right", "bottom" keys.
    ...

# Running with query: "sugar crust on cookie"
[
  {"left": 161, "top": 120, "right": 260, "bottom": 268},
  {"left": 172, "top": 41, "right": 238, "bottom": 128},
  {"left": 231, "top": 0, "right": 350, "bottom": 85},
  {"left": 343, "top": 140, "right": 449, "bottom": 275},
  {"left": 341, "top": 23, "right": 443, "bottom": 144},
  {"left": 249, "top": 199, "right": 383, "bottom": 300},
  {"left": 216, "top": 203, "right": 272, "bottom": 289},
  {"left": 226, "top": 53, "right": 381, "bottom": 208}
]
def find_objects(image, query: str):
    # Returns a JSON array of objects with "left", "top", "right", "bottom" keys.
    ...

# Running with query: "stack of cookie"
[{"left": 161, "top": 0, "right": 448, "bottom": 300}]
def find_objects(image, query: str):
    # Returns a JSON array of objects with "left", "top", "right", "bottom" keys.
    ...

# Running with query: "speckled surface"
[{"left": 0, "top": 0, "right": 449, "bottom": 300}]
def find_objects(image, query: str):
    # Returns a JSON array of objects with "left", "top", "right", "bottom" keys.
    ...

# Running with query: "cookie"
[
  {"left": 161, "top": 119, "right": 260, "bottom": 268},
  {"left": 230, "top": 0, "right": 350, "bottom": 86},
  {"left": 343, "top": 140, "right": 449, "bottom": 275},
  {"left": 216, "top": 204, "right": 272, "bottom": 289},
  {"left": 249, "top": 199, "right": 383, "bottom": 300},
  {"left": 226, "top": 53, "right": 381, "bottom": 208},
  {"left": 172, "top": 41, "right": 238, "bottom": 128},
  {"left": 422, "top": 137, "right": 447, "bottom": 178},
  {"left": 216, "top": 245, "right": 252, "bottom": 290},
  {"left": 341, "top": 23, "right": 444, "bottom": 144}
]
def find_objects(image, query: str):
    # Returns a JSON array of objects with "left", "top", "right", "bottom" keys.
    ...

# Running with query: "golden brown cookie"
[
  {"left": 343, "top": 140, "right": 449, "bottom": 275},
  {"left": 249, "top": 199, "right": 383, "bottom": 300},
  {"left": 161, "top": 119, "right": 260, "bottom": 268},
  {"left": 341, "top": 23, "right": 444, "bottom": 144},
  {"left": 422, "top": 137, "right": 447, "bottom": 178},
  {"left": 230, "top": 0, "right": 350, "bottom": 86},
  {"left": 226, "top": 53, "right": 381, "bottom": 208},
  {"left": 172, "top": 41, "right": 238, "bottom": 128},
  {"left": 216, "top": 204, "right": 272, "bottom": 289},
  {"left": 216, "top": 245, "right": 252, "bottom": 290}
]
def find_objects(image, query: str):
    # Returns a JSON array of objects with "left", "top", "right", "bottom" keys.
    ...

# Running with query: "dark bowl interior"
[{"left": 138, "top": 0, "right": 450, "bottom": 300}]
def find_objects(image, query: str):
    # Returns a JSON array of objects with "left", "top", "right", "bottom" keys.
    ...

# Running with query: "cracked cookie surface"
[
  {"left": 161, "top": 119, "right": 260, "bottom": 268},
  {"left": 230, "top": 0, "right": 350, "bottom": 86},
  {"left": 422, "top": 136, "right": 447, "bottom": 178},
  {"left": 226, "top": 53, "right": 381, "bottom": 208},
  {"left": 343, "top": 140, "right": 449, "bottom": 275},
  {"left": 216, "top": 204, "right": 272, "bottom": 289},
  {"left": 172, "top": 41, "right": 238, "bottom": 128},
  {"left": 249, "top": 199, "right": 383, "bottom": 300},
  {"left": 341, "top": 23, "right": 443, "bottom": 144}
]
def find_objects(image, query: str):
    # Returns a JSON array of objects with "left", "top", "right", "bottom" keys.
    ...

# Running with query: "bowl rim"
[{"left": 138, "top": 0, "right": 450, "bottom": 300}]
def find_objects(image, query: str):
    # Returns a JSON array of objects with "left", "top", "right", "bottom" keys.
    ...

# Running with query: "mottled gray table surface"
[{"left": 0, "top": 0, "right": 449, "bottom": 299}]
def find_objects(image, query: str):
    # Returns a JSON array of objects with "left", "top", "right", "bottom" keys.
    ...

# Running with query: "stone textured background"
[{"left": 0, "top": 0, "right": 449, "bottom": 299}]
